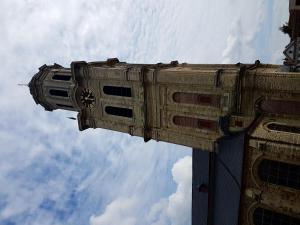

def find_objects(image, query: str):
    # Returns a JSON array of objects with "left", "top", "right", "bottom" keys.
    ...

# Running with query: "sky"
[{"left": 0, "top": 0, "right": 289, "bottom": 225}]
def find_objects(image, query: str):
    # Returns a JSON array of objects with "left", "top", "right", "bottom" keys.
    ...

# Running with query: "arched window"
[
  {"left": 52, "top": 74, "right": 71, "bottom": 81},
  {"left": 173, "top": 116, "right": 218, "bottom": 131},
  {"left": 253, "top": 207, "right": 300, "bottom": 225},
  {"left": 56, "top": 104, "right": 73, "bottom": 109},
  {"left": 105, "top": 106, "right": 133, "bottom": 118},
  {"left": 258, "top": 159, "right": 299, "bottom": 190},
  {"left": 266, "top": 122, "right": 300, "bottom": 134},
  {"left": 172, "top": 92, "right": 219, "bottom": 107},
  {"left": 49, "top": 89, "right": 68, "bottom": 97},
  {"left": 103, "top": 86, "right": 132, "bottom": 97}
]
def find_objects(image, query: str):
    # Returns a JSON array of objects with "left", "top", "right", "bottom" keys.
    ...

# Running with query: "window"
[
  {"left": 173, "top": 116, "right": 218, "bottom": 131},
  {"left": 296, "top": 0, "right": 300, "bottom": 5},
  {"left": 49, "top": 89, "right": 68, "bottom": 97},
  {"left": 253, "top": 207, "right": 300, "bottom": 225},
  {"left": 258, "top": 159, "right": 299, "bottom": 190},
  {"left": 52, "top": 74, "right": 71, "bottom": 81},
  {"left": 103, "top": 86, "right": 132, "bottom": 97},
  {"left": 266, "top": 122, "right": 300, "bottom": 134},
  {"left": 172, "top": 92, "right": 220, "bottom": 107},
  {"left": 105, "top": 106, "right": 133, "bottom": 118},
  {"left": 56, "top": 104, "right": 73, "bottom": 109},
  {"left": 260, "top": 100, "right": 300, "bottom": 116}
]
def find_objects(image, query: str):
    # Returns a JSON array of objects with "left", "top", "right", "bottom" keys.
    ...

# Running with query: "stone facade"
[
  {"left": 239, "top": 120, "right": 300, "bottom": 224},
  {"left": 29, "top": 58, "right": 300, "bottom": 224},
  {"left": 29, "top": 59, "right": 300, "bottom": 151},
  {"left": 290, "top": 0, "right": 300, "bottom": 11}
]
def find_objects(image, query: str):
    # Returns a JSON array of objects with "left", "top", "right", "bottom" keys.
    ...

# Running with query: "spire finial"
[
  {"left": 67, "top": 117, "right": 76, "bottom": 120},
  {"left": 18, "top": 83, "right": 29, "bottom": 87}
]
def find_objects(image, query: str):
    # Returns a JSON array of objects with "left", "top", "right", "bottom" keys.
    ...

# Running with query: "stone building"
[
  {"left": 29, "top": 1, "right": 300, "bottom": 224},
  {"left": 285, "top": 0, "right": 300, "bottom": 71},
  {"left": 29, "top": 58, "right": 300, "bottom": 225}
]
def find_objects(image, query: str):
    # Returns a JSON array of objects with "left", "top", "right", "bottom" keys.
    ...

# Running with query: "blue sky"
[{"left": 0, "top": 0, "right": 289, "bottom": 225}]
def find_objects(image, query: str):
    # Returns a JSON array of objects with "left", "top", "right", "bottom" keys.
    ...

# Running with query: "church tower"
[
  {"left": 29, "top": 63, "right": 78, "bottom": 112},
  {"left": 29, "top": 58, "right": 300, "bottom": 152}
]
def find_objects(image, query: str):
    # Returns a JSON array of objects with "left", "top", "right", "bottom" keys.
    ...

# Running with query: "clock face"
[{"left": 80, "top": 88, "right": 95, "bottom": 108}]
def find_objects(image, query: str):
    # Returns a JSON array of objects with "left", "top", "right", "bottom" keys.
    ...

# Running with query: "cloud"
[
  {"left": 221, "top": 0, "right": 266, "bottom": 63},
  {"left": 146, "top": 156, "right": 192, "bottom": 225},
  {"left": 166, "top": 156, "right": 192, "bottom": 225},
  {"left": 0, "top": 0, "right": 289, "bottom": 224},
  {"left": 221, "top": 0, "right": 289, "bottom": 64},
  {"left": 222, "top": 19, "right": 243, "bottom": 64},
  {"left": 90, "top": 156, "right": 192, "bottom": 225},
  {"left": 90, "top": 198, "right": 139, "bottom": 225}
]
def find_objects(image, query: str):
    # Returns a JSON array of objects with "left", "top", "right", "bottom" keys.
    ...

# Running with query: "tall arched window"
[
  {"left": 105, "top": 106, "right": 133, "bottom": 118},
  {"left": 253, "top": 207, "right": 300, "bottom": 225},
  {"left": 258, "top": 159, "right": 299, "bottom": 190},
  {"left": 103, "top": 86, "right": 132, "bottom": 97},
  {"left": 52, "top": 74, "right": 71, "bottom": 81},
  {"left": 49, "top": 89, "right": 68, "bottom": 97}
]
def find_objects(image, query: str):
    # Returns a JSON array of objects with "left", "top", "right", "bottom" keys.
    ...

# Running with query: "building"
[
  {"left": 284, "top": 0, "right": 300, "bottom": 70},
  {"left": 29, "top": 58, "right": 300, "bottom": 225},
  {"left": 193, "top": 1, "right": 300, "bottom": 224},
  {"left": 283, "top": 38, "right": 300, "bottom": 65},
  {"left": 289, "top": 0, "right": 300, "bottom": 40},
  {"left": 29, "top": 1, "right": 300, "bottom": 224}
]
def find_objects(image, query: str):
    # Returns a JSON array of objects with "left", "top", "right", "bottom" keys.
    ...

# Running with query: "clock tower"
[{"left": 29, "top": 58, "right": 300, "bottom": 151}]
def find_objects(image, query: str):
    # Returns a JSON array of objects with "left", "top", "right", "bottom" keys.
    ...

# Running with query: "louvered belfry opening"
[
  {"left": 105, "top": 106, "right": 133, "bottom": 118},
  {"left": 52, "top": 74, "right": 71, "bottom": 81},
  {"left": 103, "top": 86, "right": 132, "bottom": 97},
  {"left": 49, "top": 89, "right": 69, "bottom": 97}
]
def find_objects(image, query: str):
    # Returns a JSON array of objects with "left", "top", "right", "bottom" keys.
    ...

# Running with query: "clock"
[{"left": 80, "top": 88, "right": 95, "bottom": 108}]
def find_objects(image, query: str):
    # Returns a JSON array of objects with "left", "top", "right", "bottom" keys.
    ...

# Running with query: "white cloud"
[
  {"left": 90, "top": 198, "right": 139, "bottom": 225},
  {"left": 0, "top": 0, "right": 289, "bottom": 224},
  {"left": 90, "top": 156, "right": 192, "bottom": 225},
  {"left": 166, "top": 156, "right": 192, "bottom": 225}
]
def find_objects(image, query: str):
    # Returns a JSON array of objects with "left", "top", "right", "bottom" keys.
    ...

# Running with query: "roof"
[
  {"left": 28, "top": 64, "right": 63, "bottom": 111},
  {"left": 192, "top": 133, "right": 245, "bottom": 225}
]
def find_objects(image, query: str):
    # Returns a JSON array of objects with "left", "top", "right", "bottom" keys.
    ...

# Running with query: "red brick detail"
[
  {"left": 261, "top": 100, "right": 300, "bottom": 116},
  {"left": 173, "top": 116, "right": 218, "bottom": 131},
  {"left": 173, "top": 92, "right": 220, "bottom": 107}
]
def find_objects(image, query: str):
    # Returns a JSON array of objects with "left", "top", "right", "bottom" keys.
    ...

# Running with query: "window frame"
[
  {"left": 49, "top": 89, "right": 69, "bottom": 98},
  {"left": 103, "top": 85, "right": 132, "bottom": 97},
  {"left": 265, "top": 122, "right": 300, "bottom": 135},
  {"left": 52, "top": 74, "right": 72, "bottom": 81},
  {"left": 256, "top": 158, "right": 300, "bottom": 190},
  {"left": 252, "top": 206, "right": 300, "bottom": 225},
  {"left": 104, "top": 106, "right": 133, "bottom": 118}
]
